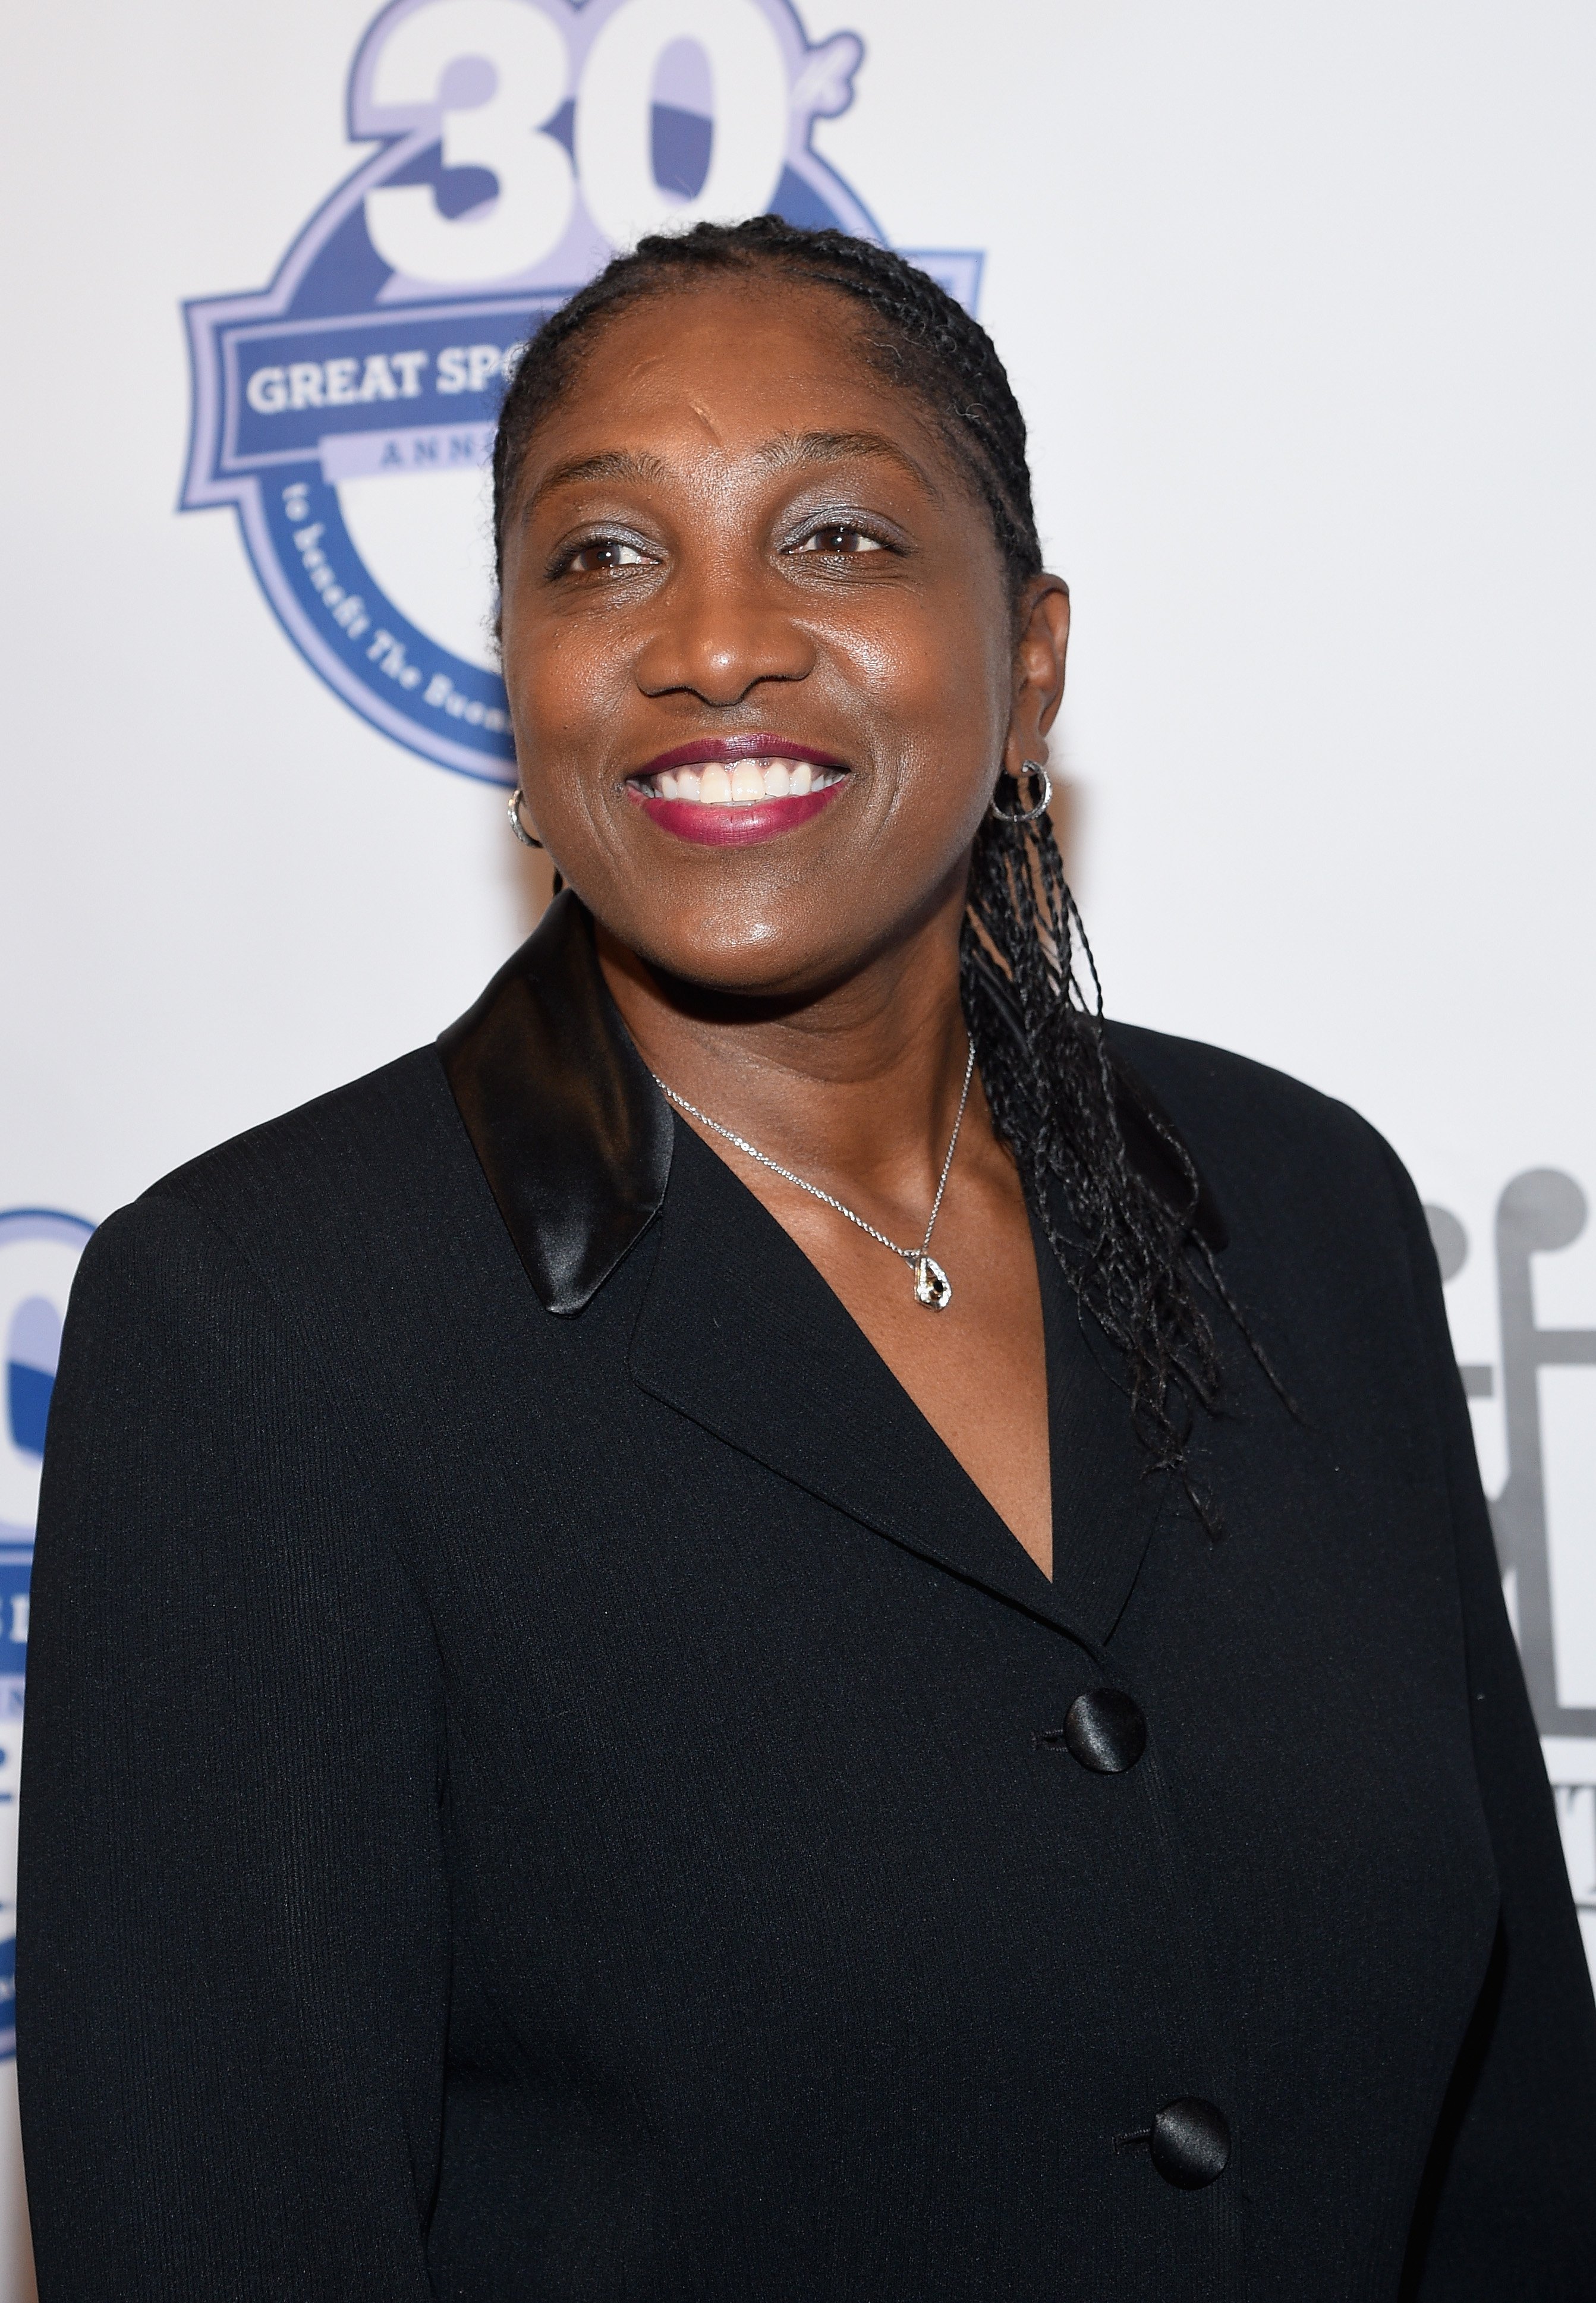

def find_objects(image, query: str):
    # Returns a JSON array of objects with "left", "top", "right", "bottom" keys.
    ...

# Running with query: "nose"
[{"left": 633, "top": 558, "right": 816, "bottom": 707}]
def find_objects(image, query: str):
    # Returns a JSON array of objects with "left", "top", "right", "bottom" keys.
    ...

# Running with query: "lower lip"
[{"left": 629, "top": 781, "right": 846, "bottom": 847}]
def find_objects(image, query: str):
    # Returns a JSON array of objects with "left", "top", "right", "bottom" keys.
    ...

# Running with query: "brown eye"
[
  {"left": 566, "top": 540, "right": 647, "bottom": 574},
  {"left": 795, "top": 525, "right": 886, "bottom": 556}
]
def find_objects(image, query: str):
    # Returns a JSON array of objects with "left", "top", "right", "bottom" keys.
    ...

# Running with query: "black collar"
[
  {"left": 438, "top": 889, "right": 1223, "bottom": 1320},
  {"left": 439, "top": 892, "right": 674, "bottom": 1314}
]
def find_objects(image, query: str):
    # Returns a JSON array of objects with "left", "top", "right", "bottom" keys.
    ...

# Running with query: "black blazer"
[{"left": 18, "top": 896, "right": 1596, "bottom": 2301}]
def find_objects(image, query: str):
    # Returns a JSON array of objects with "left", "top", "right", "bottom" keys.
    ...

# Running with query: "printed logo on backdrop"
[
  {"left": 1428, "top": 1173, "right": 1596, "bottom": 1968},
  {"left": 181, "top": 0, "right": 982, "bottom": 782},
  {"left": 0, "top": 1210, "right": 93, "bottom": 2056}
]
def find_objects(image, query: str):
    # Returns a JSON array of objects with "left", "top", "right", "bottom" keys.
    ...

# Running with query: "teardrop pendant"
[{"left": 912, "top": 1254, "right": 952, "bottom": 1310}]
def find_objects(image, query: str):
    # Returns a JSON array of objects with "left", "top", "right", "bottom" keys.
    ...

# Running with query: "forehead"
[{"left": 520, "top": 276, "right": 958, "bottom": 490}]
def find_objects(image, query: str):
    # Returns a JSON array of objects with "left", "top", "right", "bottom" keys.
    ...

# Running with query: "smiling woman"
[{"left": 17, "top": 220, "right": 1596, "bottom": 2303}]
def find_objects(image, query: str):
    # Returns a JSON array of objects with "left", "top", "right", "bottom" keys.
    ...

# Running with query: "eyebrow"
[
  {"left": 522, "top": 430, "right": 938, "bottom": 518},
  {"left": 523, "top": 448, "right": 668, "bottom": 515},
  {"left": 754, "top": 429, "right": 940, "bottom": 495}
]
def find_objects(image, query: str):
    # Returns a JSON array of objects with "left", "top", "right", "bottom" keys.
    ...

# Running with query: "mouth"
[{"left": 625, "top": 737, "right": 851, "bottom": 848}]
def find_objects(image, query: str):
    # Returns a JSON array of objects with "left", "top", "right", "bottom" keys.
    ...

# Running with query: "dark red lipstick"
[
  {"left": 626, "top": 734, "right": 851, "bottom": 847},
  {"left": 636, "top": 734, "right": 848, "bottom": 775}
]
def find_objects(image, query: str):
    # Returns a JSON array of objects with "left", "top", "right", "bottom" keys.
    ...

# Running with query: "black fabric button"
[
  {"left": 1061, "top": 1687, "right": 1147, "bottom": 1774},
  {"left": 1149, "top": 2098, "right": 1230, "bottom": 2189}
]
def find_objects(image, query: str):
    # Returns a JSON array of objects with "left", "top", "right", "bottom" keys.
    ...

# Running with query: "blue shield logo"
[{"left": 182, "top": 0, "right": 981, "bottom": 782}]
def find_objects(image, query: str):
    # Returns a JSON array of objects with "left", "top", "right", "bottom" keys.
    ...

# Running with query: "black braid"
[{"left": 495, "top": 216, "right": 1274, "bottom": 1525}]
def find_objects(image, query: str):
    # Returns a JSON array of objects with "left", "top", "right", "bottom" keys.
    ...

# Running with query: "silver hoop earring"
[
  {"left": 989, "top": 761, "right": 1052, "bottom": 825},
  {"left": 508, "top": 787, "right": 543, "bottom": 848}
]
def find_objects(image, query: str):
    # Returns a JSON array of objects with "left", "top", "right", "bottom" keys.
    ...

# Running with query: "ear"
[{"left": 1003, "top": 575, "right": 1071, "bottom": 777}]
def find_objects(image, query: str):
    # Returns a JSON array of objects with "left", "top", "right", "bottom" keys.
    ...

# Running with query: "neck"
[{"left": 594, "top": 885, "right": 982, "bottom": 1201}]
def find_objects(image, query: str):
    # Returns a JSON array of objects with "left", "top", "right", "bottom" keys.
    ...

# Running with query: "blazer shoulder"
[
  {"left": 101, "top": 1044, "right": 469, "bottom": 1289},
  {"left": 1105, "top": 1018, "right": 1410, "bottom": 1240}
]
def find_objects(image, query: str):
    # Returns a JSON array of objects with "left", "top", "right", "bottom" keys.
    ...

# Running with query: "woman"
[{"left": 18, "top": 219, "right": 1596, "bottom": 2299}]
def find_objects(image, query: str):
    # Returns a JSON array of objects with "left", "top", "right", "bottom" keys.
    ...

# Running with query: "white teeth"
[{"left": 641, "top": 758, "right": 842, "bottom": 803}]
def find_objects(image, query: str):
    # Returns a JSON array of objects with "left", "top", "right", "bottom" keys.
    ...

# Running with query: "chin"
[{"left": 626, "top": 904, "right": 844, "bottom": 1002}]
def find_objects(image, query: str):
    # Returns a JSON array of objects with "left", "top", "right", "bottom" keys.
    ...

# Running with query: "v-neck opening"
[
  {"left": 629, "top": 1119, "right": 1172, "bottom": 1646},
  {"left": 685, "top": 1115, "right": 1053, "bottom": 1577}
]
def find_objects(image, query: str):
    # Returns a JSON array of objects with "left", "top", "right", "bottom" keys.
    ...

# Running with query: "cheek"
[
  {"left": 498, "top": 670, "right": 607, "bottom": 866},
  {"left": 835, "top": 592, "right": 1011, "bottom": 794},
  {"left": 502, "top": 631, "right": 629, "bottom": 820},
  {"left": 823, "top": 569, "right": 1003, "bottom": 714}
]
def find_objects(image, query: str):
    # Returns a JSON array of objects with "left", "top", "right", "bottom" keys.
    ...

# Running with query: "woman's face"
[{"left": 497, "top": 278, "right": 1069, "bottom": 999}]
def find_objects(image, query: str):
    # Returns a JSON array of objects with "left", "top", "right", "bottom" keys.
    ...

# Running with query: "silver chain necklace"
[{"left": 652, "top": 1042, "right": 977, "bottom": 1311}]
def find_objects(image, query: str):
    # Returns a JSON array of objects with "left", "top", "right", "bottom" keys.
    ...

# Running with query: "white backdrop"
[{"left": 2, "top": 1, "right": 1592, "bottom": 2290}]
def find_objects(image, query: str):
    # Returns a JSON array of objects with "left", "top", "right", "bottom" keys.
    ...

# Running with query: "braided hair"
[{"left": 494, "top": 216, "right": 1262, "bottom": 1523}]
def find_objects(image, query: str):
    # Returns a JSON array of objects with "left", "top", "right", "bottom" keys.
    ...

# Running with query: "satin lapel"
[
  {"left": 1031, "top": 1210, "right": 1173, "bottom": 1643},
  {"left": 632, "top": 1124, "right": 1157, "bottom": 1648},
  {"left": 437, "top": 893, "right": 673, "bottom": 1314}
]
